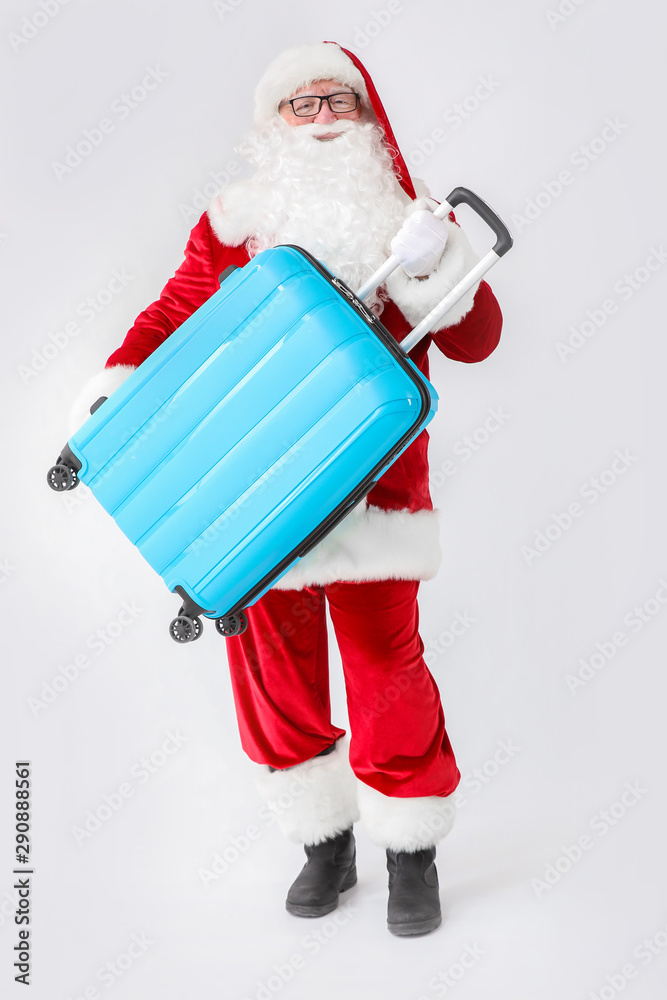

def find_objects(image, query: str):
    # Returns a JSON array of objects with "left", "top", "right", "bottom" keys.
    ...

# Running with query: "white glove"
[{"left": 391, "top": 209, "right": 449, "bottom": 278}]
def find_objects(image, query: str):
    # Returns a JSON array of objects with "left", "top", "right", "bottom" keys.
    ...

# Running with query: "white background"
[{"left": 2, "top": 0, "right": 666, "bottom": 998}]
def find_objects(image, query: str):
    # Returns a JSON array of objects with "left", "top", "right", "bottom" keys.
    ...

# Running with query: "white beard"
[{"left": 223, "top": 118, "right": 413, "bottom": 315}]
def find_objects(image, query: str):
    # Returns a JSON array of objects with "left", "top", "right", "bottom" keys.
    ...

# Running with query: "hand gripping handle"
[{"left": 355, "top": 186, "right": 512, "bottom": 352}]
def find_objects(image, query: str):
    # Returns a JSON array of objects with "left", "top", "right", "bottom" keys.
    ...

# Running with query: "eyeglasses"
[{"left": 281, "top": 92, "right": 359, "bottom": 117}]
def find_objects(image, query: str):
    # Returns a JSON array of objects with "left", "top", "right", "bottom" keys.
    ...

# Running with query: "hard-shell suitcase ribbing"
[{"left": 48, "top": 188, "right": 512, "bottom": 642}]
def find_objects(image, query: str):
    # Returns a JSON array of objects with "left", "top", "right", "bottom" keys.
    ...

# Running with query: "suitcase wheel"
[
  {"left": 169, "top": 610, "right": 203, "bottom": 643},
  {"left": 215, "top": 611, "right": 248, "bottom": 638},
  {"left": 47, "top": 462, "right": 78, "bottom": 492}
]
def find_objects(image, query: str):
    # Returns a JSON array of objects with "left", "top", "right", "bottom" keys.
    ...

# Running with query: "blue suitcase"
[{"left": 47, "top": 188, "right": 511, "bottom": 642}]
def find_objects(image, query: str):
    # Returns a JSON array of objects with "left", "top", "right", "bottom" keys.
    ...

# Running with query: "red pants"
[{"left": 225, "top": 579, "right": 460, "bottom": 798}]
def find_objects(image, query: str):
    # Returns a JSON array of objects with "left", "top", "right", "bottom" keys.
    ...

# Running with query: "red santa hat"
[{"left": 253, "top": 40, "right": 417, "bottom": 200}]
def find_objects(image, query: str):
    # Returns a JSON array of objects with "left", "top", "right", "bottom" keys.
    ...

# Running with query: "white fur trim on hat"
[
  {"left": 254, "top": 42, "right": 368, "bottom": 125},
  {"left": 69, "top": 365, "right": 135, "bottom": 437},
  {"left": 254, "top": 736, "right": 360, "bottom": 845},
  {"left": 384, "top": 209, "right": 481, "bottom": 331},
  {"left": 272, "top": 501, "right": 442, "bottom": 591},
  {"left": 357, "top": 779, "right": 456, "bottom": 851}
]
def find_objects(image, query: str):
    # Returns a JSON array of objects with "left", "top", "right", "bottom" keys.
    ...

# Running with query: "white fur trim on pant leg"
[
  {"left": 253, "top": 736, "right": 360, "bottom": 846},
  {"left": 68, "top": 365, "right": 135, "bottom": 437},
  {"left": 357, "top": 779, "right": 456, "bottom": 852},
  {"left": 384, "top": 217, "right": 480, "bottom": 331},
  {"left": 272, "top": 503, "right": 441, "bottom": 590}
]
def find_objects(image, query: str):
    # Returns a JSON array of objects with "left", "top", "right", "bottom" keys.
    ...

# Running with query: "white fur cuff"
[
  {"left": 385, "top": 218, "right": 480, "bottom": 331},
  {"left": 273, "top": 503, "right": 442, "bottom": 591},
  {"left": 69, "top": 365, "right": 135, "bottom": 437},
  {"left": 357, "top": 780, "right": 456, "bottom": 851},
  {"left": 253, "top": 736, "right": 360, "bottom": 845}
]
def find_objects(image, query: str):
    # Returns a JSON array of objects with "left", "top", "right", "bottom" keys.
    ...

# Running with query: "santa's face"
[
  {"left": 278, "top": 78, "right": 363, "bottom": 140},
  {"left": 225, "top": 81, "right": 412, "bottom": 311}
]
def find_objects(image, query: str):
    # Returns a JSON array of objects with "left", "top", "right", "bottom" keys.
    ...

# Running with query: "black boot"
[
  {"left": 386, "top": 846, "right": 441, "bottom": 935},
  {"left": 286, "top": 827, "right": 357, "bottom": 918}
]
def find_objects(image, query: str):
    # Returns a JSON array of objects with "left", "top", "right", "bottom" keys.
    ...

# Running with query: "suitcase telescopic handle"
[
  {"left": 446, "top": 187, "right": 513, "bottom": 256},
  {"left": 356, "top": 186, "right": 512, "bottom": 353}
]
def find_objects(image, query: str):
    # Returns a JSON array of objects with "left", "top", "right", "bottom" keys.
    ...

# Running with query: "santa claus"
[{"left": 72, "top": 41, "right": 503, "bottom": 936}]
